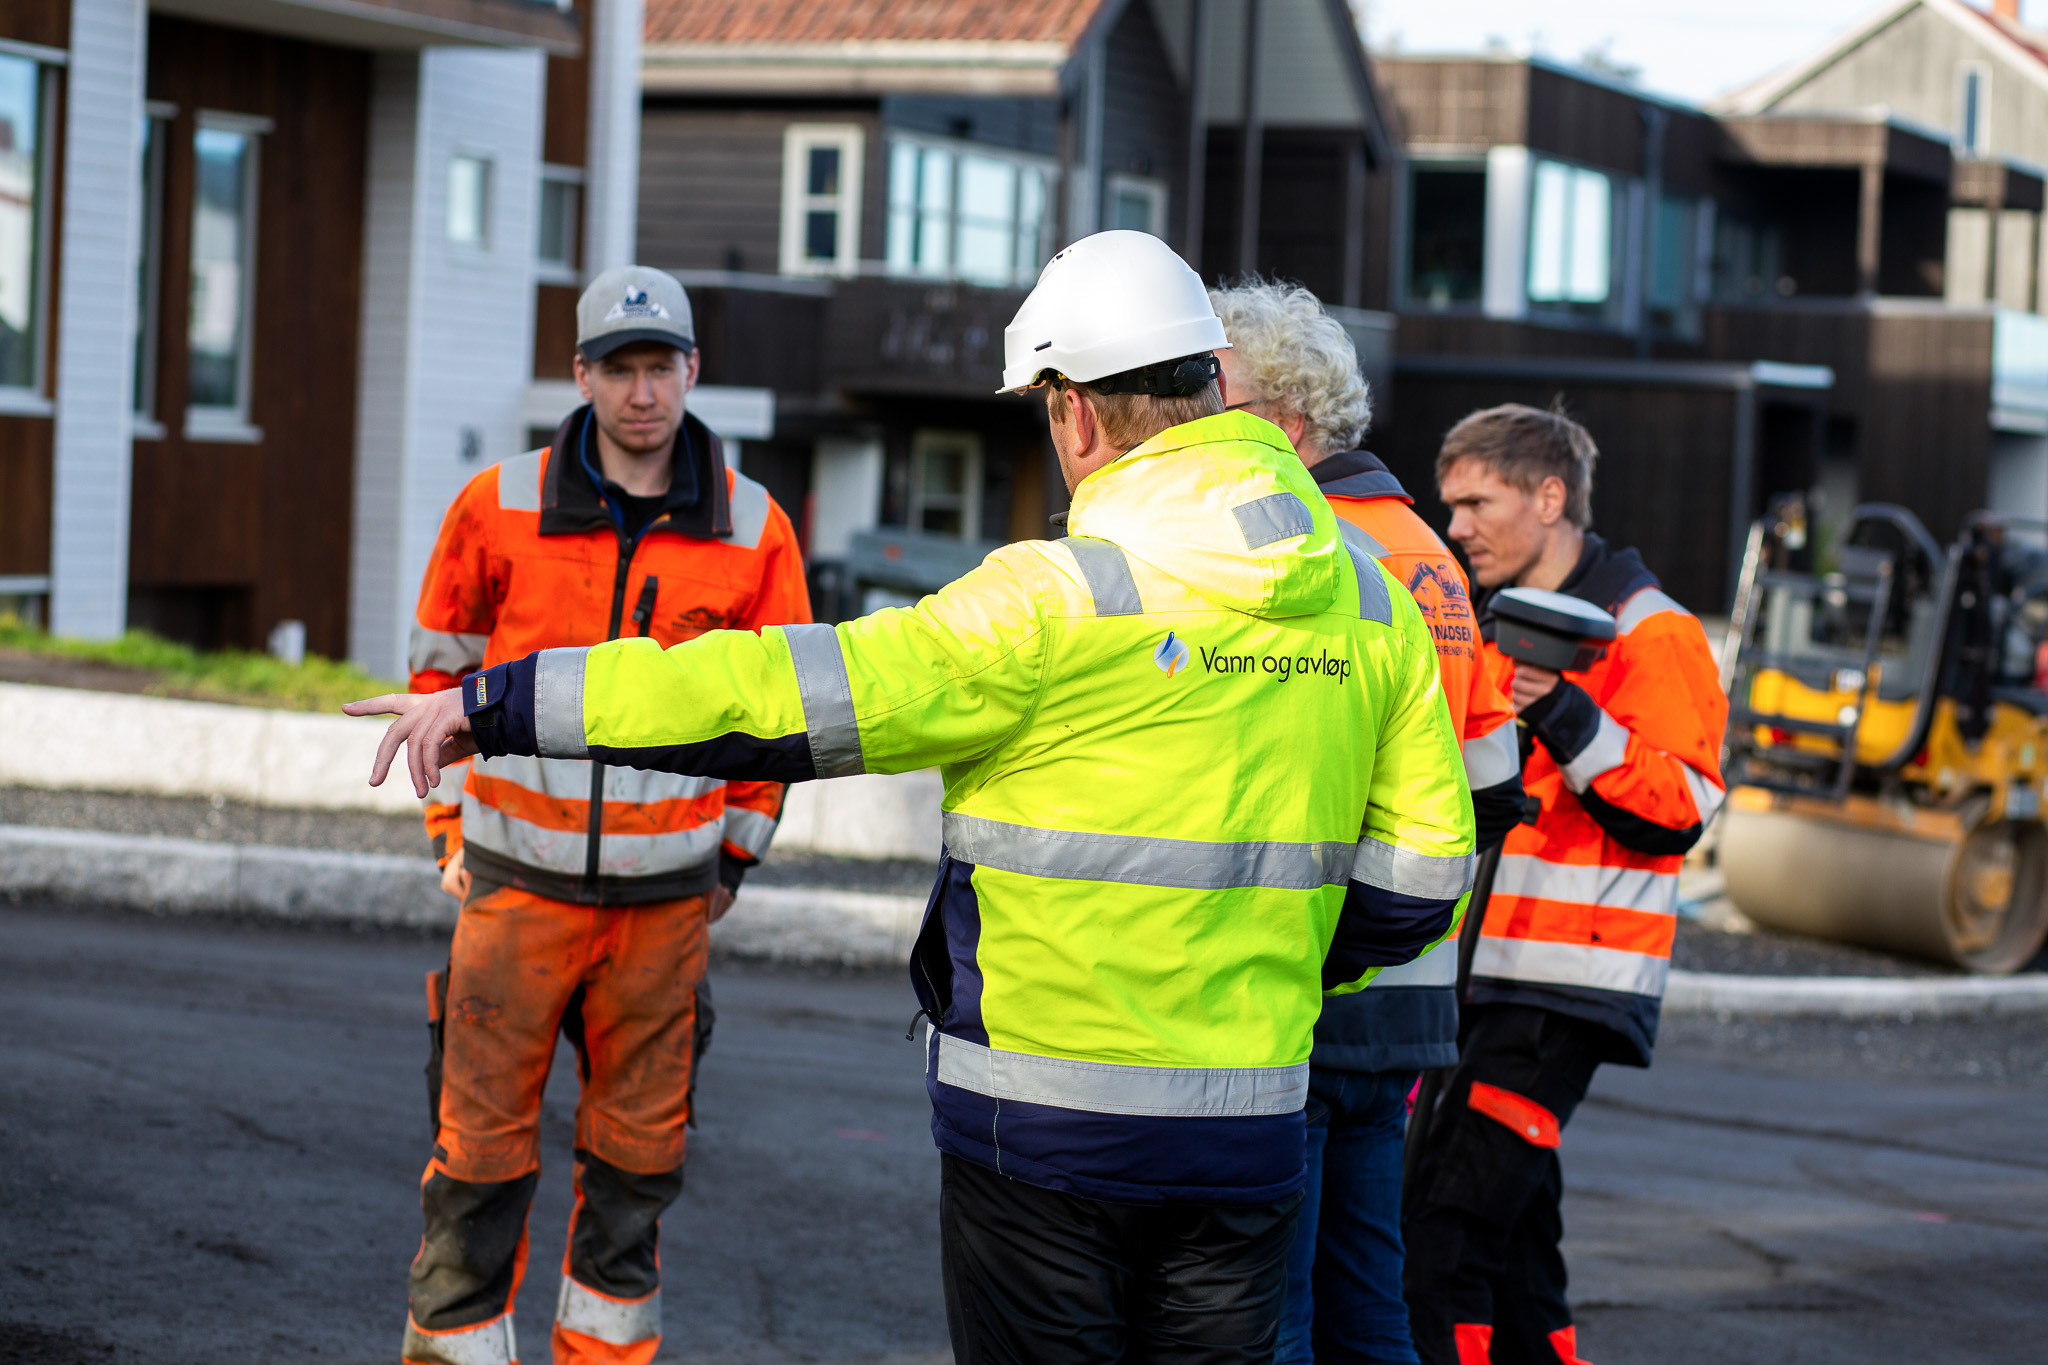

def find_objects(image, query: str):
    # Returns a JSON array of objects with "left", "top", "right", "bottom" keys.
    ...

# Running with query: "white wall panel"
[
  {"left": 48, "top": 0, "right": 145, "bottom": 639},
  {"left": 348, "top": 49, "right": 544, "bottom": 678}
]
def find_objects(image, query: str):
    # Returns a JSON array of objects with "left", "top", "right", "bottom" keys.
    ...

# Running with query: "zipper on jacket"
[{"left": 584, "top": 522, "right": 663, "bottom": 895}]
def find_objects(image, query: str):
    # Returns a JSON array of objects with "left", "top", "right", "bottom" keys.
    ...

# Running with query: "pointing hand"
[{"left": 343, "top": 689, "right": 478, "bottom": 798}]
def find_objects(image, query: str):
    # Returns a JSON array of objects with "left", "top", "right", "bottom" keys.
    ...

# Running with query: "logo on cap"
[{"left": 604, "top": 286, "right": 670, "bottom": 322}]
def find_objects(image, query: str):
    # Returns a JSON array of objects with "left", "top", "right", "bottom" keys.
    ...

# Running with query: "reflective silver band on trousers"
[
  {"left": 936, "top": 1033, "right": 1308, "bottom": 1117},
  {"left": 942, "top": 812, "right": 1355, "bottom": 890},
  {"left": 784, "top": 622, "right": 867, "bottom": 777}
]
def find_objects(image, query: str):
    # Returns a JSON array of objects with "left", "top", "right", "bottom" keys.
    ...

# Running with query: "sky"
[{"left": 1357, "top": 0, "right": 2048, "bottom": 107}]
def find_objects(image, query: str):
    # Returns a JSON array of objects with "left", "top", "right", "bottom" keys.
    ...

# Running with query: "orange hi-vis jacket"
[
  {"left": 1470, "top": 534, "right": 1727, "bottom": 1064},
  {"left": 1310, "top": 450, "right": 1524, "bottom": 1073},
  {"left": 411, "top": 405, "right": 811, "bottom": 905}
]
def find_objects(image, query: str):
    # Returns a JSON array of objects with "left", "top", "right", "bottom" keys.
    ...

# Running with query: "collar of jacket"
[
  {"left": 1474, "top": 532, "right": 1660, "bottom": 641},
  {"left": 537, "top": 403, "right": 734, "bottom": 540},
  {"left": 1311, "top": 449, "right": 1412, "bottom": 503},
  {"left": 1065, "top": 409, "right": 1344, "bottom": 620}
]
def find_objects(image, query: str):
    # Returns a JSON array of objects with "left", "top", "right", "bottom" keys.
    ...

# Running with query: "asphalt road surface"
[{"left": 3, "top": 902, "right": 2046, "bottom": 1364}]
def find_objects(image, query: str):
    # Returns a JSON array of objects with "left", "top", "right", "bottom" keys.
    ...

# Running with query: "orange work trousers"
[{"left": 402, "top": 883, "right": 708, "bottom": 1365}]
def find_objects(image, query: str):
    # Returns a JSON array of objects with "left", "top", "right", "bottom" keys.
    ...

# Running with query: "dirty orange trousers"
[{"left": 401, "top": 883, "right": 708, "bottom": 1365}]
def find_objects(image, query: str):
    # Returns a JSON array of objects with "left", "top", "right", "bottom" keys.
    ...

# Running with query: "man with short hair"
[
  {"left": 352, "top": 231, "right": 1477, "bottom": 1363},
  {"left": 1211, "top": 280, "right": 1522, "bottom": 1365},
  {"left": 396, "top": 266, "right": 811, "bottom": 1365},
  {"left": 1402, "top": 404, "right": 1727, "bottom": 1365}
]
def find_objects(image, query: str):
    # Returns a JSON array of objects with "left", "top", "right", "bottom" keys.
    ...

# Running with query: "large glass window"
[
  {"left": 1527, "top": 159, "right": 1615, "bottom": 315},
  {"left": 1712, "top": 214, "right": 1784, "bottom": 301},
  {"left": 1405, "top": 163, "right": 1486, "bottom": 310},
  {"left": 188, "top": 121, "right": 258, "bottom": 424},
  {"left": 0, "top": 54, "right": 48, "bottom": 393},
  {"left": 886, "top": 135, "right": 1054, "bottom": 287},
  {"left": 780, "top": 124, "right": 863, "bottom": 277}
]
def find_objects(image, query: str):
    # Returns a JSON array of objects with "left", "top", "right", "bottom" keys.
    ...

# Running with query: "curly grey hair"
[{"left": 1208, "top": 279, "right": 1373, "bottom": 456}]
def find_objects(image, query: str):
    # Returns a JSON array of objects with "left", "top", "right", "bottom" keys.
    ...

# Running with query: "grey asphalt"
[{"left": 4, "top": 902, "right": 2047, "bottom": 1364}]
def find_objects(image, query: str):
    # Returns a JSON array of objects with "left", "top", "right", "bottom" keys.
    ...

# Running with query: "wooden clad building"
[
  {"left": 634, "top": 0, "right": 1400, "bottom": 617},
  {"left": 0, "top": 0, "right": 642, "bottom": 679}
]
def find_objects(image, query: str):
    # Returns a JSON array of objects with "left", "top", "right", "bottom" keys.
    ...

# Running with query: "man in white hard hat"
[{"left": 347, "top": 231, "right": 1475, "bottom": 1362}]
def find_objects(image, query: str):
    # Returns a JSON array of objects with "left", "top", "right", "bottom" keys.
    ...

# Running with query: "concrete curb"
[
  {"left": 0, "top": 681, "right": 943, "bottom": 860},
  {"left": 0, "top": 824, "right": 925, "bottom": 964},
  {"left": 1662, "top": 969, "right": 2048, "bottom": 1019},
  {"left": 8, "top": 823, "right": 2048, "bottom": 1007}
]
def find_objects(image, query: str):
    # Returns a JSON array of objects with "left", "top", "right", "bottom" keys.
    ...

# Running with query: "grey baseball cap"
[{"left": 577, "top": 266, "right": 696, "bottom": 360}]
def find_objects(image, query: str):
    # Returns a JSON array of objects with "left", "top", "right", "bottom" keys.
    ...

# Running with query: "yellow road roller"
[{"left": 1719, "top": 502, "right": 2048, "bottom": 973}]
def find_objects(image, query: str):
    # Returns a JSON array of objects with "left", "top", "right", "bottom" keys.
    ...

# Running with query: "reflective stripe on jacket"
[
  {"left": 410, "top": 405, "right": 810, "bottom": 904},
  {"left": 463, "top": 411, "right": 1476, "bottom": 1204},
  {"left": 1310, "top": 450, "right": 1523, "bottom": 1073},
  {"left": 1468, "top": 536, "right": 1727, "bottom": 1065}
]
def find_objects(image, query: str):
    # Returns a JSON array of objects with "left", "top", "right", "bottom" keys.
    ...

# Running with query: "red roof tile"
[{"left": 645, "top": 0, "right": 1110, "bottom": 48}]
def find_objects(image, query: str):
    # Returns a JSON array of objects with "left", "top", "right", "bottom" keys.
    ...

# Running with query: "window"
[
  {"left": 1405, "top": 162, "right": 1486, "bottom": 310},
  {"left": 1712, "top": 214, "right": 1784, "bottom": 301},
  {"left": 780, "top": 124, "right": 863, "bottom": 276},
  {"left": 1107, "top": 174, "right": 1167, "bottom": 237},
  {"left": 537, "top": 164, "right": 581, "bottom": 282},
  {"left": 187, "top": 114, "right": 265, "bottom": 439},
  {"left": 447, "top": 152, "right": 491, "bottom": 247},
  {"left": 1958, "top": 62, "right": 1991, "bottom": 159},
  {"left": 909, "top": 430, "right": 983, "bottom": 540},
  {"left": 135, "top": 105, "right": 171, "bottom": 425},
  {"left": 1647, "top": 193, "right": 1701, "bottom": 337},
  {"left": 0, "top": 53, "right": 50, "bottom": 396},
  {"left": 1527, "top": 159, "right": 1616, "bottom": 317},
  {"left": 886, "top": 134, "right": 1055, "bottom": 287}
]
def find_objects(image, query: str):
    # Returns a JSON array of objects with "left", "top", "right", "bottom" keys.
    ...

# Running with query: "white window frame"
[
  {"left": 133, "top": 101, "right": 174, "bottom": 436},
  {"left": 884, "top": 131, "right": 1059, "bottom": 288},
  {"left": 1106, "top": 173, "right": 1168, "bottom": 238},
  {"left": 536, "top": 162, "right": 582, "bottom": 284},
  {"left": 1958, "top": 61, "right": 1992, "bottom": 159},
  {"left": 184, "top": 110, "right": 269, "bottom": 444},
  {"left": 780, "top": 124, "right": 864, "bottom": 278},
  {"left": 909, "top": 429, "right": 984, "bottom": 542}
]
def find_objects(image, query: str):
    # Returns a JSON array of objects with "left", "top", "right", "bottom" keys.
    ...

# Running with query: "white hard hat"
[{"left": 998, "top": 230, "right": 1230, "bottom": 394}]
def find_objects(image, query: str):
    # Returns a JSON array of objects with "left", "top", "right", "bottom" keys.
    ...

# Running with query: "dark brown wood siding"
[
  {"left": 533, "top": 283, "right": 578, "bottom": 379},
  {"left": 1377, "top": 371, "right": 1742, "bottom": 612},
  {"left": 1100, "top": 0, "right": 1186, "bottom": 243},
  {"left": 1, "top": 0, "right": 70, "bottom": 49},
  {"left": 0, "top": 5, "right": 66, "bottom": 575},
  {"left": 638, "top": 102, "right": 881, "bottom": 274},
  {"left": 0, "top": 417, "right": 53, "bottom": 576},
  {"left": 1376, "top": 59, "right": 1526, "bottom": 151},
  {"left": 132, "top": 16, "right": 369, "bottom": 656}
]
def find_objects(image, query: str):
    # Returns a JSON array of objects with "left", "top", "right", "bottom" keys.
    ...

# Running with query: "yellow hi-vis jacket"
[{"left": 461, "top": 411, "right": 1476, "bottom": 1205}]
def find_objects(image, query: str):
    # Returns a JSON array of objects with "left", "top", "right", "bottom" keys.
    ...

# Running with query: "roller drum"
[{"left": 1721, "top": 804, "right": 2048, "bottom": 973}]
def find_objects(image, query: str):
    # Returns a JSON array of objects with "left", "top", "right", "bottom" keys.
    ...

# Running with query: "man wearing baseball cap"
[{"left": 394, "top": 266, "right": 811, "bottom": 1365}]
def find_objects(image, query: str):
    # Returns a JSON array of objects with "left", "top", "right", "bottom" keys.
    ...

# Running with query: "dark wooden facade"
[
  {"left": 0, "top": 0, "right": 69, "bottom": 586},
  {"left": 130, "top": 17, "right": 370, "bottom": 653}
]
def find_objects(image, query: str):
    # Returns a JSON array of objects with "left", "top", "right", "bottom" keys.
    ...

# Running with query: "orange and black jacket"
[
  {"left": 1471, "top": 534, "right": 1727, "bottom": 1064},
  {"left": 410, "top": 403, "right": 812, "bottom": 905},
  {"left": 1311, "top": 450, "right": 1524, "bottom": 1072}
]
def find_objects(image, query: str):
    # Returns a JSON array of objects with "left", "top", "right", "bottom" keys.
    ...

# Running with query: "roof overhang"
[
  {"left": 1717, "top": 111, "right": 1952, "bottom": 182},
  {"left": 642, "top": 40, "right": 1069, "bottom": 96},
  {"left": 150, "top": 0, "right": 582, "bottom": 54}
]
